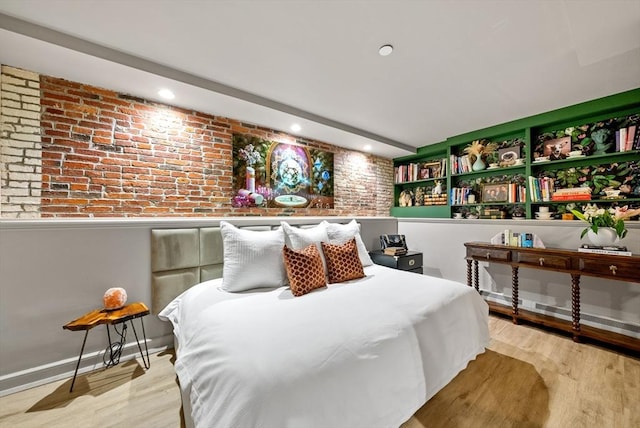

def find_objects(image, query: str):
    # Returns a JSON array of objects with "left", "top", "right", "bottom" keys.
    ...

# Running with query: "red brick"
[
  {"left": 43, "top": 91, "right": 81, "bottom": 103},
  {"left": 92, "top": 136, "right": 113, "bottom": 145},
  {"left": 64, "top": 161, "right": 95, "bottom": 170},
  {"left": 43, "top": 205, "right": 79, "bottom": 212},
  {"left": 82, "top": 206, "right": 114, "bottom": 213}
]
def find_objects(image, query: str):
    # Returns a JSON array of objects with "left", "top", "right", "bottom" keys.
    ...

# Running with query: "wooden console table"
[{"left": 464, "top": 242, "right": 640, "bottom": 353}]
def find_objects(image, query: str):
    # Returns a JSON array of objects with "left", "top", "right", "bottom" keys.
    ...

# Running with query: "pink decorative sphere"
[{"left": 103, "top": 287, "right": 127, "bottom": 310}]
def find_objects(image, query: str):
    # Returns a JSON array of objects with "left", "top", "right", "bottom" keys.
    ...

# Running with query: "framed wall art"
[{"left": 232, "top": 134, "right": 334, "bottom": 208}]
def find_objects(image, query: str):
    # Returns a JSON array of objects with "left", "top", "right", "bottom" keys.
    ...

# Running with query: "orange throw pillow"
[
  {"left": 321, "top": 238, "right": 365, "bottom": 284},
  {"left": 283, "top": 244, "right": 327, "bottom": 297}
]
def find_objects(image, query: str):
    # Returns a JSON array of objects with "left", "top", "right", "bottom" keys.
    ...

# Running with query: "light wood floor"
[{"left": 1, "top": 315, "right": 638, "bottom": 428}]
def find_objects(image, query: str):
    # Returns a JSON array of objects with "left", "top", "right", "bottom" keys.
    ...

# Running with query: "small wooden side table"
[{"left": 63, "top": 302, "right": 151, "bottom": 392}]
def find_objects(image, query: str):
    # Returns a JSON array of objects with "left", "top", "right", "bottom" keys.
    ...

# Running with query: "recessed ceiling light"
[
  {"left": 363, "top": 144, "right": 372, "bottom": 151},
  {"left": 378, "top": 44, "right": 393, "bottom": 56},
  {"left": 158, "top": 88, "right": 175, "bottom": 100},
  {"left": 290, "top": 123, "right": 301, "bottom": 132}
]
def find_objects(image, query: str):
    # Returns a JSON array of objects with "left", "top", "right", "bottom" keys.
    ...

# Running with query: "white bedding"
[{"left": 159, "top": 264, "right": 490, "bottom": 428}]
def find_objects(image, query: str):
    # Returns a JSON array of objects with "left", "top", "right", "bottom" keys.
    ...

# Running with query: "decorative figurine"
[
  {"left": 433, "top": 180, "right": 443, "bottom": 195},
  {"left": 414, "top": 187, "right": 425, "bottom": 206},
  {"left": 399, "top": 189, "right": 414, "bottom": 207}
]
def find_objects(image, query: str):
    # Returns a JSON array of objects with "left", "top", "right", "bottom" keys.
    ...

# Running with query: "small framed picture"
[
  {"left": 543, "top": 136, "right": 571, "bottom": 158},
  {"left": 498, "top": 146, "right": 521, "bottom": 164},
  {"left": 419, "top": 162, "right": 440, "bottom": 180},
  {"left": 481, "top": 183, "right": 509, "bottom": 203}
]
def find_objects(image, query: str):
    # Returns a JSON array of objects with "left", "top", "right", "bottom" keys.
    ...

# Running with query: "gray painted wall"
[
  {"left": 2, "top": 216, "right": 637, "bottom": 395},
  {"left": 0, "top": 216, "right": 397, "bottom": 395}
]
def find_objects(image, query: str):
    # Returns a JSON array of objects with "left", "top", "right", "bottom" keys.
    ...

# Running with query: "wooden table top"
[{"left": 63, "top": 302, "right": 150, "bottom": 331}]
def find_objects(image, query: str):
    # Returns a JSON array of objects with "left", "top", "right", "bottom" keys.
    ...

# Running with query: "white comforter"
[{"left": 160, "top": 264, "right": 489, "bottom": 428}]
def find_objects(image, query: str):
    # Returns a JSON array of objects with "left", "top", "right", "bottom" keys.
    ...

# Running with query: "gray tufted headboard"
[
  {"left": 151, "top": 227, "right": 214, "bottom": 314},
  {"left": 150, "top": 225, "right": 276, "bottom": 314},
  {"left": 150, "top": 218, "right": 396, "bottom": 315}
]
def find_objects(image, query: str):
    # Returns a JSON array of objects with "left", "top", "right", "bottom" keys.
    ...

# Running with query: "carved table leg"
[
  {"left": 473, "top": 260, "right": 479, "bottom": 292},
  {"left": 512, "top": 266, "right": 519, "bottom": 324},
  {"left": 466, "top": 259, "right": 472, "bottom": 287},
  {"left": 571, "top": 274, "right": 581, "bottom": 342}
]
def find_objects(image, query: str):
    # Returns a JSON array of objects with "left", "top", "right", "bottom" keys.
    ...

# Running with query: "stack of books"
[
  {"left": 383, "top": 247, "right": 407, "bottom": 256},
  {"left": 578, "top": 244, "right": 632, "bottom": 256},
  {"left": 551, "top": 187, "right": 592, "bottom": 201},
  {"left": 480, "top": 208, "right": 505, "bottom": 219},
  {"left": 423, "top": 194, "right": 448, "bottom": 206}
]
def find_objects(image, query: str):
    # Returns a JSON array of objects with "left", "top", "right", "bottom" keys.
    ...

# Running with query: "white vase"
[{"left": 586, "top": 227, "right": 619, "bottom": 247}]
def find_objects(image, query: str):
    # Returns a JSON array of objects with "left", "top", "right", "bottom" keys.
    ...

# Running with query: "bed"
[{"left": 153, "top": 220, "right": 490, "bottom": 428}]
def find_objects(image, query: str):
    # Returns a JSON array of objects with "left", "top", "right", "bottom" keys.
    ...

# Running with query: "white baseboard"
[
  {"left": 0, "top": 334, "right": 174, "bottom": 397},
  {"left": 480, "top": 290, "right": 640, "bottom": 338}
]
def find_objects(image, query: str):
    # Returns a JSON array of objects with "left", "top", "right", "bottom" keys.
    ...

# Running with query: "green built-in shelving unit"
[{"left": 391, "top": 88, "right": 640, "bottom": 219}]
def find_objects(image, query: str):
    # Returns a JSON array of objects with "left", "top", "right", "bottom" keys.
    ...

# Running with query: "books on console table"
[{"left": 578, "top": 244, "right": 632, "bottom": 256}]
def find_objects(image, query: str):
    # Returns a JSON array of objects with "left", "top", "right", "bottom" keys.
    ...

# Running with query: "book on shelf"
[
  {"left": 578, "top": 244, "right": 632, "bottom": 256},
  {"left": 395, "top": 158, "right": 447, "bottom": 183},
  {"left": 616, "top": 124, "right": 640, "bottom": 152},
  {"left": 551, "top": 194, "right": 592, "bottom": 201},
  {"left": 627, "top": 125, "right": 636, "bottom": 151},
  {"left": 619, "top": 127, "right": 627, "bottom": 152},
  {"left": 553, "top": 187, "right": 592, "bottom": 195}
]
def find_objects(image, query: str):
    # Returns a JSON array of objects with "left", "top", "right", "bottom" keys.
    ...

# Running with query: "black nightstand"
[{"left": 369, "top": 250, "right": 423, "bottom": 274}]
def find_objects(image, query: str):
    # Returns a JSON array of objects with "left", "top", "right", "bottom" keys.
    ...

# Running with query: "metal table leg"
[
  {"left": 70, "top": 330, "right": 89, "bottom": 392},
  {"left": 130, "top": 317, "right": 150, "bottom": 369}
]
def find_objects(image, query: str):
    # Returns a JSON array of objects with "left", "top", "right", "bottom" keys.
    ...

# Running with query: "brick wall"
[
  {"left": 1, "top": 65, "right": 394, "bottom": 218},
  {"left": 0, "top": 66, "right": 42, "bottom": 218}
]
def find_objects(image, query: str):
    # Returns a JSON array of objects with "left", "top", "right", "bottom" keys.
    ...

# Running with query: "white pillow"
[
  {"left": 323, "top": 220, "right": 373, "bottom": 266},
  {"left": 281, "top": 221, "right": 329, "bottom": 250},
  {"left": 220, "top": 221, "right": 287, "bottom": 292},
  {"left": 281, "top": 221, "right": 329, "bottom": 270}
]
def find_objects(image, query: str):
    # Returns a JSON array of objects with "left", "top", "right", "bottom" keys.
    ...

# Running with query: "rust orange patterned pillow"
[
  {"left": 282, "top": 243, "right": 327, "bottom": 297},
  {"left": 321, "top": 238, "right": 365, "bottom": 284}
]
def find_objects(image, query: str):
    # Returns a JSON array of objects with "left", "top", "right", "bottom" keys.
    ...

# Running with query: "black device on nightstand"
[{"left": 369, "top": 250, "right": 423, "bottom": 274}]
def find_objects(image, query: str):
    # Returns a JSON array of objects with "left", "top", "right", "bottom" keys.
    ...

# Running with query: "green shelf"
[{"left": 390, "top": 205, "right": 450, "bottom": 218}]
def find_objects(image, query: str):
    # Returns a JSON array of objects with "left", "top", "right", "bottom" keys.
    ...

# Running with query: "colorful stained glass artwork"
[{"left": 232, "top": 134, "right": 334, "bottom": 208}]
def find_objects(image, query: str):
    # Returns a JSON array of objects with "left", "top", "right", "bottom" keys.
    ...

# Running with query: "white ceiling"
[{"left": 1, "top": 0, "right": 639, "bottom": 159}]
